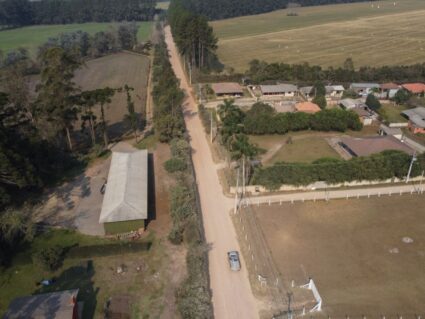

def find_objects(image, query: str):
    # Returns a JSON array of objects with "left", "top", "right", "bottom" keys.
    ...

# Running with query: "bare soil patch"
[{"left": 254, "top": 196, "right": 425, "bottom": 316}]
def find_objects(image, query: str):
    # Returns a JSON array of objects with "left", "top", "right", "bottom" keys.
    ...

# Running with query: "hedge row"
[
  {"left": 253, "top": 151, "right": 425, "bottom": 189},
  {"left": 244, "top": 105, "right": 362, "bottom": 135}
]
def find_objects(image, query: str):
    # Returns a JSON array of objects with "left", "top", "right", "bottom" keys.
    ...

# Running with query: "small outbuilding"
[
  {"left": 339, "top": 98, "right": 367, "bottom": 110},
  {"left": 295, "top": 101, "right": 321, "bottom": 114},
  {"left": 379, "top": 124, "right": 403, "bottom": 140},
  {"left": 379, "top": 82, "right": 400, "bottom": 99},
  {"left": 260, "top": 84, "right": 298, "bottom": 97},
  {"left": 211, "top": 82, "right": 244, "bottom": 97},
  {"left": 402, "top": 107, "right": 425, "bottom": 134},
  {"left": 4, "top": 289, "right": 80, "bottom": 319},
  {"left": 349, "top": 83, "right": 380, "bottom": 96},
  {"left": 100, "top": 150, "right": 148, "bottom": 234},
  {"left": 351, "top": 107, "right": 374, "bottom": 126}
]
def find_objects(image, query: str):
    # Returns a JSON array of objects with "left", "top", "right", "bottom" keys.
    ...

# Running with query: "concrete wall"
[{"left": 230, "top": 176, "right": 424, "bottom": 195}]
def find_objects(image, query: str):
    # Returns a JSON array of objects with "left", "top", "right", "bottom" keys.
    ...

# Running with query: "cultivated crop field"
[
  {"left": 73, "top": 52, "right": 150, "bottom": 139},
  {"left": 212, "top": 0, "right": 425, "bottom": 71},
  {"left": 0, "top": 22, "right": 152, "bottom": 56},
  {"left": 254, "top": 195, "right": 425, "bottom": 316}
]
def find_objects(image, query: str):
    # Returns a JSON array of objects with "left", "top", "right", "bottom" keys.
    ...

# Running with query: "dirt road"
[{"left": 164, "top": 27, "right": 260, "bottom": 319}]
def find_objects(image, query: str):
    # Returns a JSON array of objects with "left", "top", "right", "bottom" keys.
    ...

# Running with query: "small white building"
[{"left": 339, "top": 98, "right": 367, "bottom": 110}]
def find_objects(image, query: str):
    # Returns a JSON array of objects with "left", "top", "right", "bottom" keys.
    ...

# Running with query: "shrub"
[
  {"left": 366, "top": 93, "right": 381, "bottom": 111},
  {"left": 33, "top": 245, "right": 65, "bottom": 272},
  {"left": 164, "top": 158, "right": 187, "bottom": 173}
]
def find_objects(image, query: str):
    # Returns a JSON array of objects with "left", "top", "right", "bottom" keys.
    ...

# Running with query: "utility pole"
[
  {"left": 242, "top": 157, "right": 246, "bottom": 196},
  {"left": 406, "top": 151, "right": 417, "bottom": 184},
  {"left": 189, "top": 62, "right": 192, "bottom": 85},
  {"left": 233, "top": 167, "right": 240, "bottom": 214},
  {"left": 210, "top": 110, "right": 213, "bottom": 143}
]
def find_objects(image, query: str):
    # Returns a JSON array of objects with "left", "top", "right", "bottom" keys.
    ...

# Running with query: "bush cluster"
[
  {"left": 243, "top": 103, "right": 362, "bottom": 135},
  {"left": 253, "top": 151, "right": 425, "bottom": 189}
]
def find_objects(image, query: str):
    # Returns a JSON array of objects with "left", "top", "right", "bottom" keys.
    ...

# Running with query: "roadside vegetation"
[{"left": 152, "top": 29, "right": 213, "bottom": 318}]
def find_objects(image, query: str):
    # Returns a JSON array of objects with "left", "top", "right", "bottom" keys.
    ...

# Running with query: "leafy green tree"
[
  {"left": 123, "top": 85, "right": 139, "bottom": 141},
  {"left": 313, "top": 81, "right": 326, "bottom": 97},
  {"left": 312, "top": 95, "right": 327, "bottom": 109},
  {"left": 36, "top": 47, "right": 81, "bottom": 151},
  {"left": 33, "top": 245, "right": 65, "bottom": 272},
  {"left": 342, "top": 89, "right": 359, "bottom": 99},
  {"left": 230, "top": 134, "right": 259, "bottom": 161},
  {"left": 117, "top": 23, "right": 139, "bottom": 50},
  {"left": 393, "top": 89, "right": 411, "bottom": 105},
  {"left": 365, "top": 93, "right": 381, "bottom": 111},
  {"left": 164, "top": 158, "right": 187, "bottom": 173}
]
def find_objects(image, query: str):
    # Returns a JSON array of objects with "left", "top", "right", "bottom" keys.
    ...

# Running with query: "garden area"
[{"left": 0, "top": 228, "right": 170, "bottom": 318}]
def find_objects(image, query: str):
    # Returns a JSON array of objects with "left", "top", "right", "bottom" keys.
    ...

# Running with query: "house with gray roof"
[
  {"left": 260, "top": 84, "right": 298, "bottom": 97},
  {"left": 99, "top": 150, "right": 148, "bottom": 233},
  {"left": 349, "top": 83, "right": 380, "bottom": 96},
  {"left": 4, "top": 290, "right": 80, "bottom": 319},
  {"left": 299, "top": 85, "right": 345, "bottom": 99},
  {"left": 402, "top": 107, "right": 425, "bottom": 134}
]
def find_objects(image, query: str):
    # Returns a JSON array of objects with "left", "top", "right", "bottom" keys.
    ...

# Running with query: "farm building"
[
  {"left": 211, "top": 82, "right": 244, "bottom": 97},
  {"left": 351, "top": 107, "right": 375, "bottom": 126},
  {"left": 339, "top": 136, "right": 414, "bottom": 157},
  {"left": 339, "top": 98, "right": 367, "bottom": 110},
  {"left": 295, "top": 102, "right": 321, "bottom": 114},
  {"left": 4, "top": 289, "right": 80, "bottom": 319},
  {"left": 99, "top": 150, "right": 148, "bottom": 233},
  {"left": 260, "top": 84, "right": 298, "bottom": 97},
  {"left": 379, "top": 82, "right": 400, "bottom": 99},
  {"left": 379, "top": 124, "right": 403, "bottom": 140},
  {"left": 349, "top": 83, "right": 380, "bottom": 96},
  {"left": 299, "top": 85, "right": 344, "bottom": 99},
  {"left": 402, "top": 107, "right": 425, "bottom": 134},
  {"left": 401, "top": 83, "right": 425, "bottom": 96}
]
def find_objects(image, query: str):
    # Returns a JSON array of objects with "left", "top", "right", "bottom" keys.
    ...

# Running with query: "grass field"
[
  {"left": 378, "top": 103, "right": 409, "bottom": 123},
  {"left": 0, "top": 229, "right": 170, "bottom": 318},
  {"left": 73, "top": 52, "right": 150, "bottom": 140},
  {"left": 211, "top": 0, "right": 425, "bottom": 71},
  {"left": 0, "top": 22, "right": 153, "bottom": 56},
  {"left": 254, "top": 195, "right": 425, "bottom": 316}
]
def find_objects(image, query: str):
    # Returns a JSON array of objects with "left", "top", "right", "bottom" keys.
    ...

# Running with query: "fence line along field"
[
  {"left": 73, "top": 52, "right": 150, "bottom": 140},
  {"left": 253, "top": 195, "right": 425, "bottom": 316},
  {"left": 211, "top": 0, "right": 425, "bottom": 71},
  {"left": 0, "top": 22, "right": 153, "bottom": 56}
]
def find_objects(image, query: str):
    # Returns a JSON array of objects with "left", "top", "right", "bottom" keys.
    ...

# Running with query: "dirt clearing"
[{"left": 254, "top": 195, "right": 425, "bottom": 316}]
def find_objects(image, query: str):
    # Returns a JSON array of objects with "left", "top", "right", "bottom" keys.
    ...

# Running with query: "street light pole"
[{"left": 406, "top": 151, "right": 417, "bottom": 184}]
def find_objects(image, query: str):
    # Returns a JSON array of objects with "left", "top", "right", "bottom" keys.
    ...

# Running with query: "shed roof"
[
  {"left": 211, "top": 82, "right": 243, "bottom": 95},
  {"left": 295, "top": 102, "right": 321, "bottom": 114},
  {"left": 328, "top": 85, "right": 345, "bottom": 92},
  {"left": 402, "top": 107, "right": 425, "bottom": 128},
  {"left": 352, "top": 106, "right": 373, "bottom": 118},
  {"left": 260, "top": 84, "right": 297, "bottom": 94},
  {"left": 4, "top": 289, "right": 79, "bottom": 319},
  {"left": 379, "top": 124, "right": 402, "bottom": 136},
  {"left": 339, "top": 98, "right": 366, "bottom": 109},
  {"left": 402, "top": 83, "right": 425, "bottom": 94},
  {"left": 100, "top": 150, "right": 148, "bottom": 223},
  {"left": 380, "top": 82, "right": 400, "bottom": 90},
  {"left": 299, "top": 86, "right": 313, "bottom": 95},
  {"left": 340, "top": 136, "right": 414, "bottom": 157},
  {"left": 350, "top": 83, "right": 380, "bottom": 89}
]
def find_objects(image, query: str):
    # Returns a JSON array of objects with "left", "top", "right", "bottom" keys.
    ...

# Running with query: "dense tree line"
[
  {"left": 247, "top": 59, "right": 425, "bottom": 84},
  {"left": 170, "top": 0, "right": 375, "bottom": 20},
  {"left": 168, "top": 0, "right": 218, "bottom": 70},
  {"left": 0, "top": 0, "right": 155, "bottom": 27},
  {"left": 253, "top": 151, "right": 425, "bottom": 189},
  {"left": 152, "top": 35, "right": 185, "bottom": 142}
]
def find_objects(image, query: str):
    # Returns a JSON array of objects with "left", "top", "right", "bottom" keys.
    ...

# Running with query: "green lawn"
[
  {"left": 268, "top": 136, "right": 340, "bottom": 164},
  {"left": 0, "top": 22, "right": 153, "bottom": 56},
  {"left": 378, "top": 103, "right": 409, "bottom": 124},
  {"left": 0, "top": 229, "right": 167, "bottom": 318}
]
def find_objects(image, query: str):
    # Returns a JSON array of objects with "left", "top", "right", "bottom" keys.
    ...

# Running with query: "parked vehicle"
[{"left": 227, "top": 251, "right": 241, "bottom": 271}]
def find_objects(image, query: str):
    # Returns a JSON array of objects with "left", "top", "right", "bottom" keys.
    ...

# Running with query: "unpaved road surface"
[{"left": 165, "top": 26, "right": 260, "bottom": 319}]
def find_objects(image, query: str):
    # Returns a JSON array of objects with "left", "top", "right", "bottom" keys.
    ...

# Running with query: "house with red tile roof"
[{"left": 401, "top": 83, "right": 425, "bottom": 96}]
